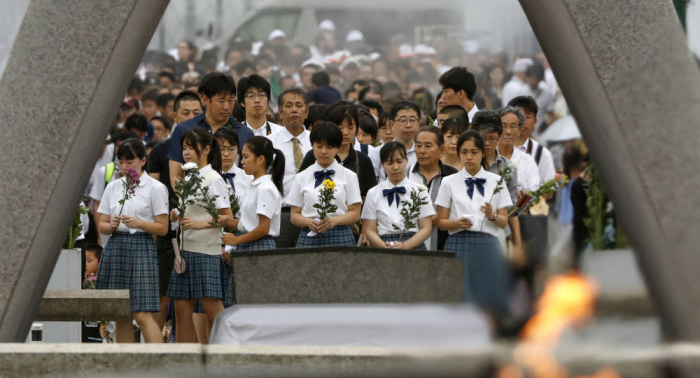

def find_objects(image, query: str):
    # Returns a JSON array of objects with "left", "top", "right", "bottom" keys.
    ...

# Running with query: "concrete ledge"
[{"left": 35, "top": 290, "right": 130, "bottom": 322}]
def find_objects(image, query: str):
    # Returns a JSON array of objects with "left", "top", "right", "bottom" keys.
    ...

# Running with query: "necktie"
[
  {"left": 222, "top": 172, "right": 236, "bottom": 193},
  {"left": 314, "top": 170, "right": 335, "bottom": 188},
  {"left": 382, "top": 186, "right": 406, "bottom": 207},
  {"left": 465, "top": 178, "right": 486, "bottom": 199},
  {"left": 291, "top": 137, "right": 303, "bottom": 172}
]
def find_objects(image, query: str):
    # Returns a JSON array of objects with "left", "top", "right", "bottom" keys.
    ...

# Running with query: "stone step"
[{"left": 35, "top": 290, "right": 130, "bottom": 322}]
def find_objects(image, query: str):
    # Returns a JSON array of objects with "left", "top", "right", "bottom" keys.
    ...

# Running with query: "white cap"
[
  {"left": 513, "top": 58, "right": 534, "bottom": 73},
  {"left": 268, "top": 29, "right": 286, "bottom": 42},
  {"left": 346, "top": 30, "right": 364, "bottom": 43},
  {"left": 319, "top": 19, "right": 336, "bottom": 32},
  {"left": 414, "top": 44, "right": 436, "bottom": 56},
  {"left": 399, "top": 44, "right": 414, "bottom": 58}
]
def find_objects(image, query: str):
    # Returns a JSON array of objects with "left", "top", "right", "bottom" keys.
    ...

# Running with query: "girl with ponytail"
[{"left": 220, "top": 136, "right": 283, "bottom": 250}]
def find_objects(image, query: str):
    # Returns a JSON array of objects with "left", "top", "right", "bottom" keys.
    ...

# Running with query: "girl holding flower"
[
  {"left": 167, "top": 129, "right": 232, "bottom": 343},
  {"left": 96, "top": 138, "right": 169, "bottom": 343},
  {"left": 287, "top": 122, "right": 362, "bottom": 247},
  {"left": 219, "top": 136, "right": 284, "bottom": 250},
  {"left": 361, "top": 142, "right": 434, "bottom": 250},
  {"left": 435, "top": 131, "right": 512, "bottom": 314}
]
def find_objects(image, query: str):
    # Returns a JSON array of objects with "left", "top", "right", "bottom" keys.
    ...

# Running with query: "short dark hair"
[
  {"left": 360, "top": 99, "right": 383, "bottom": 116},
  {"left": 310, "top": 122, "right": 343, "bottom": 149},
  {"left": 234, "top": 60, "right": 256, "bottom": 76},
  {"left": 358, "top": 113, "right": 378, "bottom": 141},
  {"left": 124, "top": 113, "right": 148, "bottom": 133},
  {"left": 128, "top": 77, "right": 144, "bottom": 94},
  {"left": 158, "top": 71, "right": 176, "bottom": 83},
  {"left": 84, "top": 244, "right": 103, "bottom": 261},
  {"left": 326, "top": 101, "right": 359, "bottom": 128},
  {"left": 198, "top": 72, "right": 236, "bottom": 99},
  {"left": 277, "top": 88, "right": 308, "bottom": 110},
  {"left": 439, "top": 105, "right": 469, "bottom": 123},
  {"left": 117, "top": 138, "right": 148, "bottom": 161},
  {"left": 471, "top": 109, "right": 503, "bottom": 136},
  {"left": 442, "top": 118, "right": 469, "bottom": 136},
  {"left": 379, "top": 141, "right": 407, "bottom": 163},
  {"left": 173, "top": 90, "right": 202, "bottom": 112},
  {"left": 150, "top": 116, "right": 172, "bottom": 131},
  {"left": 142, "top": 89, "right": 159, "bottom": 104},
  {"left": 157, "top": 93, "right": 175, "bottom": 109},
  {"left": 416, "top": 126, "right": 444, "bottom": 146},
  {"left": 305, "top": 104, "right": 328, "bottom": 129},
  {"left": 438, "top": 67, "right": 477, "bottom": 101},
  {"left": 526, "top": 62, "right": 545, "bottom": 82},
  {"left": 378, "top": 111, "right": 392, "bottom": 127},
  {"left": 312, "top": 71, "right": 330, "bottom": 87},
  {"left": 390, "top": 100, "right": 421, "bottom": 121},
  {"left": 237, "top": 74, "right": 271, "bottom": 107},
  {"left": 113, "top": 130, "right": 139, "bottom": 143},
  {"left": 507, "top": 96, "right": 539, "bottom": 117},
  {"left": 214, "top": 127, "right": 240, "bottom": 149},
  {"left": 457, "top": 130, "right": 486, "bottom": 161},
  {"left": 358, "top": 87, "right": 383, "bottom": 102}
]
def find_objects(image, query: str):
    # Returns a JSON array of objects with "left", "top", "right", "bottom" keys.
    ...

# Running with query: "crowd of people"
[{"left": 77, "top": 19, "right": 588, "bottom": 343}]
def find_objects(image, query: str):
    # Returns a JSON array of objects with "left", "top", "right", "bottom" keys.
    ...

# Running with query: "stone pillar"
[
  {"left": 519, "top": 0, "right": 700, "bottom": 341},
  {"left": 0, "top": 0, "right": 169, "bottom": 342}
]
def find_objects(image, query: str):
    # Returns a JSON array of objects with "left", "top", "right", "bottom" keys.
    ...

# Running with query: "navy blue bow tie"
[
  {"left": 383, "top": 186, "right": 406, "bottom": 207},
  {"left": 465, "top": 178, "right": 486, "bottom": 199},
  {"left": 222, "top": 172, "right": 236, "bottom": 192},
  {"left": 314, "top": 170, "right": 335, "bottom": 187}
]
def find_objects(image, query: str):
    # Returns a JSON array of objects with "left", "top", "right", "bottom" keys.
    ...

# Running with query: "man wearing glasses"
[
  {"left": 237, "top": 74, "right": 283, "bottom": 137},
  {"left": 389, "top": 101, "right": 423, "bottom": 168}
]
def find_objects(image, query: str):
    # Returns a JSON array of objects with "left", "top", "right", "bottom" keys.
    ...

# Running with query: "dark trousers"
[{"left": 274, "top": 208, "right": 301, "bottom": 248}]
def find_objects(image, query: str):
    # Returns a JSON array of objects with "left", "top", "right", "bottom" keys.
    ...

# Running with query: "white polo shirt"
[
  {"left": 237, "top": 174, "right": 281, "bottom": 237},
  {"left": 516, "top": 138, "right": 556, "bottom": 184},
  {"left": 246, "top": 120, "right": 285, "bottom": 137},
  {"left": 361, "top": 177, "right": 435, "bottom": 236},
  {"left": 222, "top": 164, "right": 253, "bottom": 215},
  {"left": 503, "top": 148, "right": 541, "bottom": 192},
  {"left": 434, "top": 167, "right": 512, "bottom": 240},
  {"left": 285, "top": 161, "right": 362, "bottom": 219},
  {"left": 266, "top": 127, "right": 312, "bottom": 199},
  {"left": 97, "top": 171, "right": 169, "bottom": 232},
  {"left": 353, "top": 139, "right": 382, "bottom": 179}
]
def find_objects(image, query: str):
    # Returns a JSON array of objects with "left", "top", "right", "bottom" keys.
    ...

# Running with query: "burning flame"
[{"left": 500, "top": 271, "right": 621, "bottom": 378}]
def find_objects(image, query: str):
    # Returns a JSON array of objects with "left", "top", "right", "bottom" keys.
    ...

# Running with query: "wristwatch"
[{"left": 489, "top": 213, "right": 498, "bottom": 222}]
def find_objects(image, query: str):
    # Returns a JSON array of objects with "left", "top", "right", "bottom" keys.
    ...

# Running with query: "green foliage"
[
  {"left": 64, "top": 197, "right": 90, "bottom": 249},
  {"left": 314, "top": 180, "right": 338, "bottom": 219},
  {"left": 584, "top": 164, "right": 627, "bottom": 250},
  {"left": 392, "top": 189, "right": 429, "bottom": 242}
]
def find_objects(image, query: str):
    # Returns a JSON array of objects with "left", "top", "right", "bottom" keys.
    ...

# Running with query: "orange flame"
[{"left": 501, "top": 271, "right": 620, "bottom": 378}]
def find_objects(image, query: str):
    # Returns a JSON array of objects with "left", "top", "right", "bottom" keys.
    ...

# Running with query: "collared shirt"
[
  {"left": 502, "top": 148, "right": 541, "bottom": 191},
  {"left": 361, "top": 177, "right": 435, "bottom": 236},
  {"left": 299, "top": 148, "right": 378, "bottom": 197},
  {"left": 97, "top": 172, "right": 169, "bottom": 232},
  {"left": 246, "top": 120, "right": 284, "bottom": 137},
  {"left": 502, "top": 76, "right": 527, "bottom": 108},
  {"left": 286, "top": 160, "right": 362, "bottom": 219},
  {"left": 522, "top": 82, "right": 556, "bottom": 136},
  {"left": 486, "top": 150, "right": 519, "bottom": 205},
  {"left": 467, "top": 103, "right": 479, "bottom": 123},
  {"left": 353, "top": 139, "right": 382, "bottom": 179},
  {"left": 516, "top": 138, "right": 556, "bottom": 183},
  {"left": 237, "top": 174, "right": 281, "bottom": 237},
  {"left": 222, "top": 165, "right": 253, "bottom": 216},
  {"left": 434, "top": 167, "right": 513, "bottom": 240},
  {"left": 167, "top": 112, "right": 253, "bottom": 163},
  {"left": 407, "top": 161, "right": 458, "bottom": 250},
  {"left": 266, "top": 127, "right": 312, "bottom": 198}
]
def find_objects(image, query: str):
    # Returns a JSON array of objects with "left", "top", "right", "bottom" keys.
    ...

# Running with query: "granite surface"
[
  {"left": 35, "top": 290, "right": 130, "bottom": 322},
  {"left": 0, "top": 0, "right": 169, "bottom": 341},
  {"left": 231, "top": 247, "right": 462, "bottom": 304}
]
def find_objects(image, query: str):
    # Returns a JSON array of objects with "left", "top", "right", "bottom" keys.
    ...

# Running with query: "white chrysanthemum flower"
[
  {"left": 507, "top": 161, "right": 518, "bottom": 170},
  {"left": 182, "top": 162, "right": 198, "bottom": 171},
  {"left": 416, "top": 184, "right": 428, "bottom": 192}
]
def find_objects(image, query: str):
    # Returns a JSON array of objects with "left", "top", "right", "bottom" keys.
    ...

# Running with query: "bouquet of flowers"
[
  {"left": 307, "top": 179, "right": 338, "bottom": 237},
  {"left": 480, "top": 161, "right": 516, "bottom": 229},
  {"left": 509, "top": 173, "right": 569, "bottom": 217},
  {"left": 82, "top": 273, "right": 97, "bottom": 289},
  {"left": 391, "top": 185, "right": 429, "bottom": 242},
  {"left": 172, "top": 162, "right": 203, "bottom": 273},
  {"left": 118, "top": 168, "right": 140, "bottom": 216}
]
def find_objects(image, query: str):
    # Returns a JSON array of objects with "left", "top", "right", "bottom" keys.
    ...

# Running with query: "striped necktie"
[{"left": 291, "top": 137, "right": 303, "bottom": 172}]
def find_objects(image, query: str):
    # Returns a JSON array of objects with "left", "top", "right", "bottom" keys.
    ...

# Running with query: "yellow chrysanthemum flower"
[{"left": 323, "top": 179, "right": 336, "bottom": 190}]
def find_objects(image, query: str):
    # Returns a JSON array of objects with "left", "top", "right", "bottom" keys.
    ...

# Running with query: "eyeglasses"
[
  {"left": 244, "top": 93, "right": 268, "bottom": 99},
  {"left": 484, "top": 137, "right": 499, "bottom": 144},
  {"left": 395, "top": 118, "right": 420, "bottom": 125}
]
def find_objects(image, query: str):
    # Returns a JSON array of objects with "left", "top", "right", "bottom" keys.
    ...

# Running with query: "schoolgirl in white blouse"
[
  {"left": 96, "top": 138, "right": 169, "bottom": 343},
  {"left": 287, "top": 122, "right": 362, "bottom": 248},
  {"left": 435, "top": 130, "right": 512, "bottom": 314},
  {"left": 362, "top": 142, "right": 434, "bottom": 250},
  {"left": 167, "top": 128, "right": 232, "bottom": 344}
]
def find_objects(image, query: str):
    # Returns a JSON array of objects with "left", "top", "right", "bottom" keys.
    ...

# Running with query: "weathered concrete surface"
[
  {"left": 35, "top": 290, "right": 129, "bottom": 322},
  {"left": 520, "top": 0, "right": 700, "bottom": 341},
  {"left": 0, "top": 0, "right": 169, "bottom": 342},
  {"left": 231, "top": 247, "right": 462, "bottom": 304}
]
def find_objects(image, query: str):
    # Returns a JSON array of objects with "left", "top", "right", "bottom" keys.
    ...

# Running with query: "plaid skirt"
[
  {"left": 96, "top": 232, "right": 159, "bottom": 313},
  {"left": 380, "top": 232, "right": 427, "bottom": 250},
  {"left": 167, "top": 250, "right": 228, "bottom": 302},
  {"left": 296, "top": 225, "right": 355, "bottom": 248},
  {"left": 444, "top": 230, "right": 511, "bottom": 314},
  {"left": 236, "top": 235, "right": 276, "bottom": 251},
  {"left": 194, "top": 255, "right": 233, "bottom": 314}
]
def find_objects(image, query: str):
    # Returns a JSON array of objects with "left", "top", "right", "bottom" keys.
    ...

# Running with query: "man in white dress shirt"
[
  {"left": 389, "top": 101, "right": 423, "bottom": 169},
  {"left": 498, "top": 107, "right": 541, "bottom": 192},
  {"left": 438, "top": 67, "right": 479, "bottom": 122},
  {"left": 508, "top": 96, "right": 556, "bottom": 184},
  {"left": 266, "top": 88, "right": 312, "bottom": 248},
  {"left": 238, "top": 74, "right": 284, "bottom": 137},
  {"left": 502, "top": 58, "right": 533, "bottom": 107}
]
